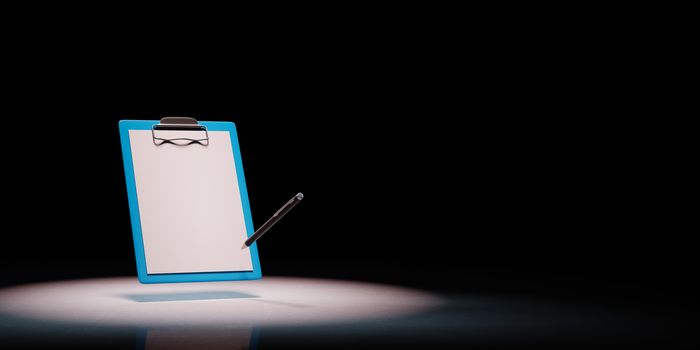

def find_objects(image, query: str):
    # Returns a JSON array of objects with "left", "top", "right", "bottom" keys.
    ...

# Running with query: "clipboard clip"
[{"left": 152, "top": 117, "right": 209, "bottom": 146}]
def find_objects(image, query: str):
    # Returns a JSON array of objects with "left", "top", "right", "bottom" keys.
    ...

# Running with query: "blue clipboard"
[{"left": 119, "top": 119, "right": 262, "bottom": 283}]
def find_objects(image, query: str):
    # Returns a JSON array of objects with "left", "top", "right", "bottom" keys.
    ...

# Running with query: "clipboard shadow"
[{"left": 123, "top": 291, "right": 258, "bottom": 303}]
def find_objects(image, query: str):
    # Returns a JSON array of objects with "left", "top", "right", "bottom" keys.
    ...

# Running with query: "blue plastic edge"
[{"left": 118, "top": 120, "right": 262, "bottom": 283}]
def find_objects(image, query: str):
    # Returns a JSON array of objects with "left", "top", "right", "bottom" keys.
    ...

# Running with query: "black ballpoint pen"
[{"left": 244, "top": 193, "right": 304, "bottom": 248}]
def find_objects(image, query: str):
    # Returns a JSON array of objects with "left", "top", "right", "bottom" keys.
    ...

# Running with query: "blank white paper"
[{"left": 129, "top": 129, "right": 253, "bottom": 274}]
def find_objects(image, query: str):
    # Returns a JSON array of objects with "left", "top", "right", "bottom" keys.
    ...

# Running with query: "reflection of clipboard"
[
  {"left": 138, "top": 327, "right": 259, "bottom": 350},
  {"left": 119, "top": 117, "right": 262, "bottom": 283}
]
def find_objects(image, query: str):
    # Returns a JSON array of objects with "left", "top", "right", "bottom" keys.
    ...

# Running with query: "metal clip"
[{"left": 151, "top": 117, "right": 209, "bottom": 146}]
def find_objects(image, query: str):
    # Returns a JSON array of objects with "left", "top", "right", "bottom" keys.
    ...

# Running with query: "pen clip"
[{"left": 273, "top": 197, "right": 296, "bottom": 217}]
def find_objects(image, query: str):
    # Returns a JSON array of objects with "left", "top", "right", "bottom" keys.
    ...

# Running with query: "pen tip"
[{"left": 296, "top": 193, "right": 304, "bottom": 200}]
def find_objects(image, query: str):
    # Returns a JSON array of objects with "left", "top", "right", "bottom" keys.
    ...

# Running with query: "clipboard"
[{"left": 119, "top": 118, "right": 262, "bottom": 283}]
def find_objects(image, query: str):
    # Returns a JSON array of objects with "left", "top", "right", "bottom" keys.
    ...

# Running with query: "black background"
[
  {"left": 2, "top": 68, "right": 694, "bottom": 301},
  {"left": 0, "top": 16, "right": 696, "bottom": 349}
]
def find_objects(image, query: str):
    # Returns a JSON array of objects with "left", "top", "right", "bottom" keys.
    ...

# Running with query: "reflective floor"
[
  {"left": 0, "top": 277, "right": 695, "bottom": 349},
  {"left": 0, "top": 277, "right": 441, "bottom": 327}
]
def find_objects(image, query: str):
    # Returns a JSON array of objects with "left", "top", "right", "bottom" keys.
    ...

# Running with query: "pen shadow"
[
  {"left": 248, "top": 298, "right": 312, "bottom": 308},
  {"left": 122, "top": 290, "right": 258, "bottom": 303}
]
